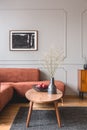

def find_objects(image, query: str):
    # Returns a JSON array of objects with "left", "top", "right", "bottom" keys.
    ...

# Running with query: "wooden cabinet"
[{"left": 78, "top": 70, "right": 87, "bottom": 98}]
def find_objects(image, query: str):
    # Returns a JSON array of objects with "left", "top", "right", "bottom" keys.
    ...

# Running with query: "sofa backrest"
[{"left": 0, "top": 68, "right": 40, "bottom": 82}]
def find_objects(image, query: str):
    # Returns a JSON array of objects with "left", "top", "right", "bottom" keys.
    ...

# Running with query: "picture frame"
[{"left": 9, "top": 30, "right": 38, "bottom": 51}]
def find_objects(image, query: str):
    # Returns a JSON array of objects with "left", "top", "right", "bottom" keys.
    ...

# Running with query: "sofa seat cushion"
[
  {"left": 0, "top": 82, "right": 34, "bottom": 97},
  {"left": 1, "top": 80, "right": 65, "bottom": 97},
  {"left": 0, "top": 82, "right": 14, "bottom": 91}
]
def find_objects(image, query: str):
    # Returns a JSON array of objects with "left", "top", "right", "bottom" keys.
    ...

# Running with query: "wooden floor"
[{"left": 0, "top": 96, "right": 87, "bottom": 130}]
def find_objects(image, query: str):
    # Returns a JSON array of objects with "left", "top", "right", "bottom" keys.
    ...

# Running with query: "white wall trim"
[{"left": 81, "top": 9, "right": 87, "bottom": 60}]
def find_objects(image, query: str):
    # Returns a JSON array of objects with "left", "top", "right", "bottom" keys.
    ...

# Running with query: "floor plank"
[{"left": 0, "top": 96, "right": 87, "bottom": 130}]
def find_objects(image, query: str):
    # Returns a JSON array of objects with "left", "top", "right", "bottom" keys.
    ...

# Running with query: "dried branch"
[{"left": 42, "top": 48, "right": 64, "bottom": 78}]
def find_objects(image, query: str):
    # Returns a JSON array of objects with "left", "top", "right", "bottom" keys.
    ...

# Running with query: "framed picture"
[{"left": 9, "top": 30, "right": 38, "bottom": 51}]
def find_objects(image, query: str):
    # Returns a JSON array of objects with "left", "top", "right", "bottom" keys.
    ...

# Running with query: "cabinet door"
[{"left": 81, "top": 71, "right": 87, "bottom": 92}]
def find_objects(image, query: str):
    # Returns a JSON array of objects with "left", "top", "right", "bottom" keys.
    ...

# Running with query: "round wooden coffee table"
[{"left": 25, "top": 88, "right": 63, "bottom": 128}]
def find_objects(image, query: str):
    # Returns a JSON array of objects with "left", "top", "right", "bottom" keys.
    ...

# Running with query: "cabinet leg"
[
  {"left": 81, "top": 92, "right": 84, "bottom": 99},
  {"left": 79, "top": 92, "right": 84, "bottom": 99},
  {"left": 79, "top": 92, "right": 81, "bottom": 98}
]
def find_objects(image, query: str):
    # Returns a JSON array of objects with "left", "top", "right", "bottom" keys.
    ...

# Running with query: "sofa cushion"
[
  {"left": 1, "top": 82, "right": 35, "bottom": 96},
  {"left": 0, "top": 68, "right": 40, "bottom": 82},
  {"left": 0, "top": 82, "right": 13, "bottom": 91},
  {"left": 0, "top": 80, "right": 65, "bottom": 97}
]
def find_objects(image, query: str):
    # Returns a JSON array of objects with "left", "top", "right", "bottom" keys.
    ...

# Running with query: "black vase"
[
  {"left": 48, "top": 77, "right": 57, "bottom": 94},
  {"left": 84, "top": 64, "right": 87, "bottom": 70}
]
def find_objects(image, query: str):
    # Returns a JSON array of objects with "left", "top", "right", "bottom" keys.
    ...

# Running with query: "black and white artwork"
[{"left": 9, "top": 30, "right": 38, "bottom": 50}]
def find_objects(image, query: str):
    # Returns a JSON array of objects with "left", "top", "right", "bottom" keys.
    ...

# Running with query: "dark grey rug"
[{"left": 10, "top": 107, "right": 87, "bottom": 130}]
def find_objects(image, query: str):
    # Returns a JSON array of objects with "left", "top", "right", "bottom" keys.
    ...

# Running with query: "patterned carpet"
[{"left": 10, "top": 107, "right": 87, "bottom": 130}]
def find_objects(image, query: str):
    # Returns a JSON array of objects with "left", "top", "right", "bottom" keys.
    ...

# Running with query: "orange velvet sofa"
[{"left": 0, "top": 68, "right": 65, "bottom": 111}]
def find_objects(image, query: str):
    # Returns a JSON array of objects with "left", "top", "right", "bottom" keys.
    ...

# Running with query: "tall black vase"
[
  {"left": 48, "top": 77, "right": 57, "bottom": 94},
  {"left": 84, "top": 64, "right": 87, "bottom": 70}
]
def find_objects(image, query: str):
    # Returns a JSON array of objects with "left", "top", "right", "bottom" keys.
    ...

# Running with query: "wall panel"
[{"left": 0, "top": 0, "right": 87, "bottom": 95}]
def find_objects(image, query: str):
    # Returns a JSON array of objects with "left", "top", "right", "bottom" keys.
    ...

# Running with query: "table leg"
[
  {"left": 26, "top": 101, "right": 33, "bottom": 127},
  {"left": 54, "top": 101, "right": 61, "bottom": 128}
]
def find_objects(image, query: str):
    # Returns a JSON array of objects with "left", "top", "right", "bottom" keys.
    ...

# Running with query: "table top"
[{"left": 25, "top": 89, "right": 63, "bottom": 103}]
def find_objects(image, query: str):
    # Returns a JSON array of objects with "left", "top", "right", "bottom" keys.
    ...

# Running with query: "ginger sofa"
[{"left": 0, "top": 68, "right": 65, "bottom": 111}]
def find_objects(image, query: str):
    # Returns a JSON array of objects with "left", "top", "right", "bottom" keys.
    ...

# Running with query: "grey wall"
[{"left": 0, "top": 0, "right": 87, "bottom": 95}]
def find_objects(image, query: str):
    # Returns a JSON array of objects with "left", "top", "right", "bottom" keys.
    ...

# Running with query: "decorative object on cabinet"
[
  {"left": 9, "top": 30, "right": 38, "bottom": 51},
  {"left": 78, "top": 70, "right": 87, "bottom": 99},
  {"left": 83, "top": 57, "right": 87, "bottom": 70},
  {"left": 83, "top": 64, "right": 87, "bottom": 70}
]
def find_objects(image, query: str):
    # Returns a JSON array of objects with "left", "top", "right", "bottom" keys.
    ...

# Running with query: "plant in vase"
[{"left": 42, "top": 48, "right": 64, "bottom": 94}]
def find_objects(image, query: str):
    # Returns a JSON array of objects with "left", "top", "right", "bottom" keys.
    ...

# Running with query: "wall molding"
[
  {"left": 81, "top": 9, "right": 87, "bottom": 60},
  {"left": 0, "top": 60, "right": 84, "bottom": 65},
  {"left": 0, "top": 8, "right": 67, "bottom": 11},
  {"left": 0, "top": 8, "right": 67, "bottom": 61},
  {"left": 61, "top": 67, "right": 67, "bottom": 85}
]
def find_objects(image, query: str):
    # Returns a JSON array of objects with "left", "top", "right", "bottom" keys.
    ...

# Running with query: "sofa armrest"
[{"left": 0, "top": 87, "right": 13, "bottom": 111}]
